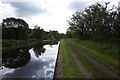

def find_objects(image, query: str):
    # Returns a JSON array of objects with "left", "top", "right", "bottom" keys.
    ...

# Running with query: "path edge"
[{"left": 53, "top": 41, "right": 63, "bottom": 79}]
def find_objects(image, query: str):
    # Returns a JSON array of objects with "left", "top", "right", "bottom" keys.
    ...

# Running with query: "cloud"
[
  {"left": 9, "top": 2, "right": 46, "bottom": 17},
  {"left": 0, "top": 2, "right": 16, "bottom": 23},
  {"left": 1, "top": 0, "right": 117, "bottom": 34},
  {"left": 68, "top": 2, "right": 89, "bottom": 11}
]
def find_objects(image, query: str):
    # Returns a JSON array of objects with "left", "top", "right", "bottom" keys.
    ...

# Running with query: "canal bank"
[
  {"left": 53, "top": 41, "right": 63, "bottom": 79},
  {"left": 2, "top": 40, "right": 51, "bottom": 53}
]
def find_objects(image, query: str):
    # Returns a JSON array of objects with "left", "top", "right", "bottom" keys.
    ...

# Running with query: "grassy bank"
[
  {"left": 2, "top": 39, "right": 59, "bottom": 53},
  {"left": 2, "top": 39, "right": 41, "bottom": 53},
  {"left": 67, "top": 40, "right": 110, "bottom": 78},
  {"left": 2, "top": 39, "right": 39, "bottom": 49},
  {"left": 61, "top": 39, "right": 84, "bottom": 78},
  {"left": 67, "top": 38, "right": 119, "bottom": 74}
]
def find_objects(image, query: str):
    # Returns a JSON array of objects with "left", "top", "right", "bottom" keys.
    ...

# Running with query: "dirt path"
[
  {"left": 64, "top": 40, "right": 93, "bottom": 78},
  {"left": 67, "top": 40, "right": 119, "bottom": 78},
  {"left": 54, "top": 42, "right": 63, "bottom": 78}
]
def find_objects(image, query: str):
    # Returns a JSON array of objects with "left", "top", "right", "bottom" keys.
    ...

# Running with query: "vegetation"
[
  {"left": 67, "top": 2, "right": 120, "bottom": 44},
  {"left": 65, "top": 2, "right": 119, "bottom": 75},
  {"left": 1, "top": 17, "right": 65, "bottom": 49},
  {"left": 30, "top": 25, "right": 44, "bottom": 41},
  {"left": 61, "top": 39, "right": 84, "bottom": 78},
  {"left": 66, "top": 39, "right": 110, "bottom": 78},
  {"left": 1, "top": 1, "right": 119, "bottom": 78},
  {"left": 43, "top": 30, "right": 61, "bottom": 41},
  {"left": 67, "top": 38, "right": 119, "bottom": 74},
  {"left": 2, "top": 39, "right": 38, "bottom": 49},
  {"left": 2, "top": 18, "right": 29, "bottom": 40},
  {"left": 66, "top": 27, "right": 78, "bottom": 38}
]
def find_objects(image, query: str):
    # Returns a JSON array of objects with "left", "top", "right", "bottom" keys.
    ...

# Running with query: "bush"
[
  {"left": 28, "top": 39, "right": 38, "bottom": 44},
  {"left": 2, "top": 40, "right": 13, "bottom": 48},
  {"left": 2, "top": 39, "right": 39, "bottom": 49}
]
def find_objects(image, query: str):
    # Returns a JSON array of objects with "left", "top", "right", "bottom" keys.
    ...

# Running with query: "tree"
[
  {"left": 44, "top": 30, "right": 60, "bottom": 40},
  {"left": 66, "top": 27, "right": 78, "bottom": 38},
  {"left": 68, "top": 2, "right": 120, "bottom": 43},
  {"left": 2, "top": 17, "right": 29, "bottom": 40},
  {"left": 31, "top": 25, "right": 44, "bottom": 41}
]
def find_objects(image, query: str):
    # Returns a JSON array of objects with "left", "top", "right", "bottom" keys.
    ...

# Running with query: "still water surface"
[{"left": 1, "top": 41, "right": 60, "bottom": 79}]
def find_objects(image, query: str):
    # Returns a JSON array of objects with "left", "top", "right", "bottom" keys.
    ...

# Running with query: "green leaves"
[
  {"left": 2, "top": 17, "right": 29, "bottom": 40},
  {"left": 68, "top": 2, "right": 119, "bottom": 43},
  {"left": 31, "top": 26, "right": 44, "bottom": 41}
]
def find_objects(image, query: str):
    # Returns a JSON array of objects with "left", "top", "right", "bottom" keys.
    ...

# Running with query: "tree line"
[
  {"left": 1, "top": 17, "right": 65, "bottom": 41},
  {"left": 67, "top": 2, "right": 120, "bottom": 44}
]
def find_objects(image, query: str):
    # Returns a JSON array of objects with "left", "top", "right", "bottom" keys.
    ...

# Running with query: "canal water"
[{"left": 0, "top": 41, "right": 60, "bottom": 79}]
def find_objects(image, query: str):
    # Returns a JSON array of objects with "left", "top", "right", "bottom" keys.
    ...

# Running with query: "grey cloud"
[
  {"left": 9, "top": 2, "right": 46, "bottom": 17},
  {"left": 68, "top": 2, "right": 88, "bottom": 11}
]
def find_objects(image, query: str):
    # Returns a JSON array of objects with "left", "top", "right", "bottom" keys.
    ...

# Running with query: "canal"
[{"left": 0, "top": 41, "right": 60, "bottom": 79}]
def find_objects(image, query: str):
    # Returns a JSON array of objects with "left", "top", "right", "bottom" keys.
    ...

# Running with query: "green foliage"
[
  {"left": 68, "top": 2, "right": 120, "bottom": 43},
  {"left": 28, "top": 39, "right": 38, "bottom": 43},
  {"left": 66, "top": 31, "right": 78, "bottom": 38},
  {"left": 31, "top": 25, "right": 44, "bottom": 41},
  {"left": 43, "top": 30, "right": 62, "bottom": 40},
  {"left": 2, "top": 39, "right": 42, "bottom": 49},
  {"left": 59, "top": 33, "right": 66, "bottom": 38},
  {"left": 1, "top": 17, "right": 64, "bottom": 49},
  {"left": 2, "top": 40, "right": 28, "bottom": 48},
  {"left": 2, "top": 17, "right": 29, "bottom": 40},
  {"left": 2, "top": 40, "right": 13, "bottom": 47}
]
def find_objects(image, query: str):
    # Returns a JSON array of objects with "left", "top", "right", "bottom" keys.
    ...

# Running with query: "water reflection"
[
  {"left": 1, "top": 41, "right": 60, "bottom": 78},
  {"left": 2, "top": 40, "right": 59, "bottom": 68},
  {"left": 33, "top": 43, "right": 46, "bottom": 58},
  {"left": 2, "top": 48, "right": 30, "bottom": 68}
]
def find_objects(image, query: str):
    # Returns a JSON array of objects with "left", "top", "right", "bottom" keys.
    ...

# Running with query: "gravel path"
[
  {"left": 67, "top": 40, "right": 119, "bottom": 78},
  {"left": 65, "top": 40, "right": 93, "bottom": 78}
]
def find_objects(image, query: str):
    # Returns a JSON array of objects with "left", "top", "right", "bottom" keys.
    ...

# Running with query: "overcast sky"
[{"left": 0, "top": 0, "right": 119, "bottom": 33}]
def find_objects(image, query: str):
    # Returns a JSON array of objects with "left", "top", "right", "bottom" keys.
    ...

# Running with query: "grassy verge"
[
  {"left": 67, "top": 38, "right": 119, "bottom": 74},
  {"left": 61, "top": 39, "right": 84, "bottom": 78},
  {"left": 67, "top": 40, "right": 110, "bottom": 78}
]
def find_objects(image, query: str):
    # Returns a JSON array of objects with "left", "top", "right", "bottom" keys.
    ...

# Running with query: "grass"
[
  {"left": 67, "top": 38, "right": 119, "bottom": 74},
  {"left": 2, "top": 39, "right": 41, "bottom": 54},
  {"left": 61, "top": 39, "right": 84, "bottom": 78},
  {"left": 67, "top": 40, "right": 110, "bottom": 78},
  {"left": 2, "top": 39, "right": 38, "bottom": 49}
]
